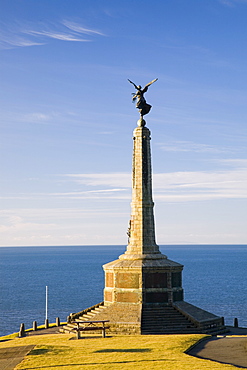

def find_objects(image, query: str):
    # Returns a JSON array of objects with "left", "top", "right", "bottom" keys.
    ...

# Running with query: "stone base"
[
  {"left": 64, "top": 300, "right": 226, "bottom": 335},
  {"left": 173, "top": 301, "right": 226, "bottom": 334},
  {"left": 103, "top": 255, "right": 184, "bottom": 305}
]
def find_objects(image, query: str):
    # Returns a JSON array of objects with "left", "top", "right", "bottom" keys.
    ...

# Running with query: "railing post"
[
  {"left": 234, "top": 318, "right": 238, "bottom": 327},
  {"left": 33, "top": 321, "right": 37, "bottom": 331},
  {"left": 45, "top": 319, "right": 49, "bottom": 329},
  {"left": 19, "top": 323, "right": 25, "bottom": 337}
]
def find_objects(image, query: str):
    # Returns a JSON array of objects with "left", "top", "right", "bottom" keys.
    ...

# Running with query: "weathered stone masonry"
[{"left": 103, "top": 124, "right": 184, "bottom": 307}]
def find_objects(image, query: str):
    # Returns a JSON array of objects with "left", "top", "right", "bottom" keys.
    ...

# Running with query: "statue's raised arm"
[
  {"left": 142, "top": 78, "right": 158, "bottom": 93},
  {"left": 128, "top": 78, "right": 158, "bottom": 122},
  {"left": 128, "top": 79, "right": 139, "bottom": 91}
]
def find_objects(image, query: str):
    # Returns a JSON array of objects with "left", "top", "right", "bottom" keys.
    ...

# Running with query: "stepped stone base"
[
  {"left": 141, "top": 304, "right": 199, "bottom": 334},
  {"left": 61, "top": 302, "right": 141, "bottom": 335},
  {"left": 173, "top": 301, "right": 226, "bottom": 334},
  {"left": 61, "top": 300, "right": 226, "bottom": 336}
]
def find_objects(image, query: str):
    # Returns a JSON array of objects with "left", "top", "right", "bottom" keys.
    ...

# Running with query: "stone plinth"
[{"left": 103, "top": 257, "right": 183, "bottom": 306}]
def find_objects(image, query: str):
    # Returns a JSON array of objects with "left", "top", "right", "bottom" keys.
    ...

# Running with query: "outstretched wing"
[
  {"left": 128, "top": 79, "right": 139, "bottom": 90},
  {"left": 142, "top": 78, "right": 158, "bottom": 93}
]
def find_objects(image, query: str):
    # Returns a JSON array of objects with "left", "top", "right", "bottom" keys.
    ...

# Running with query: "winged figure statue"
[{"left": 128, "top": 78, "right": 158, "bottom": 118}]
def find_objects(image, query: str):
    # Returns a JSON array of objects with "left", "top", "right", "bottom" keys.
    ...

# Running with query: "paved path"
[
  {"left": 0, "top": 326, "right": 62, "bottom": 370},
  {"left": 188, "top": 327, "right": 247, "bottom": 368},
  {"left": 25, "top": 325, "right": 62, "bottom": 336},
  {"left": 0, "top": 345, "right": 34, "bottom": 370}
]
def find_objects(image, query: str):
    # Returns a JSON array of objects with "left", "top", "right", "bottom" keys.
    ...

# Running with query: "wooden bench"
[{"left": 71, "top": 320, "right": 110, "bottom": 339}]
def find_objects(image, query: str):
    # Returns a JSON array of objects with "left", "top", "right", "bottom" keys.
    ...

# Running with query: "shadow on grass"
[
  {"left": 30, "top": 345, "right": 70, "bottom": 356},
  {"left": 22, "top": 358, "right": 176, "bottom": 369},
  {"left": 69, "top": 336, "right": 113, "bottom": 340},
  {"left": 95, "top": 348, "right": 151, "bottom": 353},
  {"left": 30, "top": 348, "right": 50, "bottom": 356}
]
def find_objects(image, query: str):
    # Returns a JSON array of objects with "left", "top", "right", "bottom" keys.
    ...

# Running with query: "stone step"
[
  {"left": 82, "top": 312, "right": 95, "bottom": 317},
  {"left": 142, "top": 315, "right": 191, "bottom": 319},
  {"left": 143, "top": 324, "right": 196, "bottom": 329},
  {"left": 79, "top": 313, "right": 96, "bottom": 319},
  {"left": 78, "top": 316, "right": 90, "bottom": 321},
  {"left": 143, "top": 321, "right": 194, "bottom": 326},
  {"left": 60, "top": 325, "right": 74, "bottom": 334},
  {"left": 60, "top": 304, "right": 109, "bottom": 334},
  {"left": 93, "top": 307, "right": 105, "bottom": 312},
  {"left": 66, "top": 323, "right": 77, "bottom": 328},
  {"left": 141, "top": 305, "right": 199, "bottom": 334},
  {"left": 142, "top": 320, "right": 192, "bottom": 325},
  {"left": 142, "top": 321, "right": 195, "bottom": 328},
  {"left": 142, "top": 329, "right": 200, "bottom": 334}
]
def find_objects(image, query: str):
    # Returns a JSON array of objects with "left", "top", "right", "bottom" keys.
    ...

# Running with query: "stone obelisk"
[
  {"left": 64, "top": 79, "right": 225, "bottom": 335},
  {"left": 121, "top": 122, "right": 162, "bottom": 259},
  {"left": 102, "top": 79, "right": 223, "bottom": 334},
  {"left": 103, "top": 118, "right": 183, "bottom": 311}
]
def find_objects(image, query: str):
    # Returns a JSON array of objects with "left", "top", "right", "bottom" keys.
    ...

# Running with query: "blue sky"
[{"left": 1, "top": 0, "right": 247, "bottom": 246}]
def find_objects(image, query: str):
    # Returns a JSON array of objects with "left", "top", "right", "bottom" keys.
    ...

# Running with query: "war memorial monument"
[{"left": 63, "top": 80, "right": 226, "bottom": 335}]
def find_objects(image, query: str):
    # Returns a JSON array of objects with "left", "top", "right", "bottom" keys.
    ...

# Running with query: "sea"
[{"left": 0, "top": 245, "right": 247, "bottom": 337}]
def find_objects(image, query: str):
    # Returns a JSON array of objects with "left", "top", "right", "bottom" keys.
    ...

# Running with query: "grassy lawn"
[{"left": 0, "top": 333, "right": 237, "bottom": 369}]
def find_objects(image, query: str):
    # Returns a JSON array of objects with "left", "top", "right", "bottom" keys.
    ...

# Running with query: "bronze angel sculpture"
[{"left": 128, "top": 78, "right": 158, "bottom": 118}]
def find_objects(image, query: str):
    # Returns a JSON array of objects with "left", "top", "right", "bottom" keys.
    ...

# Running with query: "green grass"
[{"left": 0, "top": 332, "right": 238, "bottom": 369}]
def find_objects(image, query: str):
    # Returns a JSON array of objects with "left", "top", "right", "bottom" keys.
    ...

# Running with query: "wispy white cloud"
[
  {"left": 2, "top": 165, "right": 247, "bottom": 203},
  {"left": 21, "top": 110, "right": 76, "bottom": 125},
  {"left": 158, "top": 38, "right": 233, "bottom": 70},
  {"left": 219, "top": 0, "right": 235, "bottom": 7},
  {"left": 153, "top": 169, "right": 247, "bottom": 201},
  {"left": 23, "top": 112, "right": 54, "bottom": 123},
  {"left": 219, "top": 159, "right": 247, "bottom": 167},
  {"left": 0, "top": 188, "right": 130, "bottom": 201},
  {"left": 219, "top": 0, "right": 247, "bottom": 6},
  {"left": 0, "top": 208, "right": 128, "bottom": 246},
  {"left": 0, "top": 19, "right": 105, "bottom": 49},
  {"left": 0, "top": 208, "right": 127, "bottom": 220},
  {"left": 65, "top": 173, "right": 131, "bottom": 188},
  {"left": 157, "top": 140, "right": 231, "bottom": 154},
  {"left": 24, "top": 30, "right": 89, "bottom": 42},
  {"left": 64, "top": 163, "right": 247, "bottom": 202},
  {"left": 62, "top": 20, "right": 105, "bottom": 36},
  {"left": 45, "top": 188, "right": 129, "bottom": 200},
  {"left": 0, "top": 214, "right": 56, "bottom": 233},
  {"left": 0, "top": 33, "right": 44, "bottom": 49}
]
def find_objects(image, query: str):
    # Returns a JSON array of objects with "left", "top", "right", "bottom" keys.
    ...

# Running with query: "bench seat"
[{"left": 73, "top": 326, "right": 110, "bottom": 331}]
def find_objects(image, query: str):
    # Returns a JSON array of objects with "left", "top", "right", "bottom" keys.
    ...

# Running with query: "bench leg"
[{"left": 76, "top": 330, "right": 81, "bottom": 339}]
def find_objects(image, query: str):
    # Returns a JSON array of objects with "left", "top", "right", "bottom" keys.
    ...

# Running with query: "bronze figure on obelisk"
[{"left": 128, "top": 78, "right": 158, "bottom": 125}]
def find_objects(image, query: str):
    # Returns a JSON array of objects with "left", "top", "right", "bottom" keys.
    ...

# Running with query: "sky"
[{"left": 0, "top": 0, "right": 247, "bottom": 247}]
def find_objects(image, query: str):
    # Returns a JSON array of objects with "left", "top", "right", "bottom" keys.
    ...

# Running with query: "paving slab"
[
  {"left": 0, "top": 345, "right": 34, "bottom": 370},
  {"left": 188, "top": 328, "right": 247, "bottom": 368},
  {"left": 0, "top": 327, "right": 63, "bottom": 370},
  {"left": 25, "top": 325, "right": 63, "bottom": 336}
]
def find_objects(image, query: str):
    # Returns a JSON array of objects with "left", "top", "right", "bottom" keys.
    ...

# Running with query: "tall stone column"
[
  {"left": 103, "top": 120, "right": 183, "bottom": 307},
  {"left": 120, "top": 123, "right": 164, "bottom": 259}
]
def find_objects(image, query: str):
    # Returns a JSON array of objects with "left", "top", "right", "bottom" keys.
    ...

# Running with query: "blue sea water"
[{"left": 0, "top": 245, "right": 247, "bottom": 336}]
